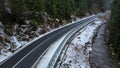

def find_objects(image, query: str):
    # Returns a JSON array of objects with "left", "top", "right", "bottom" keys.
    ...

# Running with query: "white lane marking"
[{"left": 13, "top": 28, "right": 70, "bottom": 68}]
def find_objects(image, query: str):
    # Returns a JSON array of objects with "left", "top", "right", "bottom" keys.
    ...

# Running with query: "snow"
[
  {"left": 10, "top": 36, "right": 22, "bottom": 50},
  {"left": 36, "top": 32, "right": 69, "bottom": 68},
  {"left": 25, "top": 20, "right": 30, "bottom": 24},
  {"left": 35, "top": 28, "right": 42, "bottom": 36},
  {"left": 72, "top": 19, "right": 102, "bottom": 46},
  {"left": 56, "top": 18, "right": 60, "bottom": 22},
  {"left": 0, "top": 49, "right": 12, "bottom": 62}
]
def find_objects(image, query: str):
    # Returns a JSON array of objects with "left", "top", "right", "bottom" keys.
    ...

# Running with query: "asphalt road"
[{"left": 0, "top": 14, "right": 100, "bottom": 68}]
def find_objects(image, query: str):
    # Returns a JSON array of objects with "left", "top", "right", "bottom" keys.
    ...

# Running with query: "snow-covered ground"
[
  {"left": 36, "top": 18, "right": 103, "bottom": 68},
  {"left": 0, "top": 50, "right": 12, "bottom": 62}
]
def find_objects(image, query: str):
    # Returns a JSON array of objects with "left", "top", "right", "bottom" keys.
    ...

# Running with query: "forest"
[{"left": 0, "top": 0, "right": 107, "bottom": 26}]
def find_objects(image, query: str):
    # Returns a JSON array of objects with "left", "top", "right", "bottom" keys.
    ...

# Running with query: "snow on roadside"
[
  {"left": 0, "top": 50, "right": 12, "bottom": 62},
  {"left": 11, "top": 36, "right": 22, "bottom": 49},
  {"left": 72, "top": 19, "right": 102, "bottom": 46},
  {"left": 56, "top": 18, "right": 103, "bottom": 68}
]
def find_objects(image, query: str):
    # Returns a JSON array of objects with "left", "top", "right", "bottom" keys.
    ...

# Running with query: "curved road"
[{"left": 0, "top": 14, "right": 101, "bottom": 68}]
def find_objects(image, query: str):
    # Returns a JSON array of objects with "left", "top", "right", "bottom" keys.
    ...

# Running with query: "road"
[{"left": 0, "top": 14, "right": 100, "bottom": 68}]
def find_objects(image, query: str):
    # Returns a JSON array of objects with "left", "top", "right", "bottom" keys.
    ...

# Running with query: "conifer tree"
[
  {"left": 75, "top": 0, "right": 87, "bottom": 17},
  {"left": 70, "top": 0, "right": 76, "bottom": 12},
  {"left": 64, "top": 0, "right": 72, "bottom": 20},
  {"left": 0, "top": 0, "right": 4, "bottom": 18},
  {"left": 10, "top": 0, "right": 27, "bottom": 22},
  {"left": 30, "top": 0, "right": 45, "bottom": 23}
]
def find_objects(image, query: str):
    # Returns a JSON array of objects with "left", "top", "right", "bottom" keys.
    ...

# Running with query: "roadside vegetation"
[{"left": 108, "top": 0, "right": 120, "bottom": 60}]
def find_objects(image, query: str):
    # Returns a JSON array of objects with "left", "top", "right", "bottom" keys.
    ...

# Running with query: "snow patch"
[
  {"left": 0, "top": 49, "right": 12, "bottom": 62},
  {"left": 10, "top": 36, "right": 22, "bottom": 49}
]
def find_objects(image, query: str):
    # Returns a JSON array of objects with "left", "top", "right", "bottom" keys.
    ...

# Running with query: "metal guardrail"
[{"left": 47, "top": 18, "right": 96, "bottom": 68}]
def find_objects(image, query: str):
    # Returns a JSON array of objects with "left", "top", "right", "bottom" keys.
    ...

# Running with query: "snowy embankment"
[{"left": 36, "top": 18, "right": 103, "bottom": 68}]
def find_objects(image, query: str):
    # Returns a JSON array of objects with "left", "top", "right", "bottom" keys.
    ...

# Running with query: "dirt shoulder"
[{"left": 89, "top": 24, "right": 120, "bottom": 68}]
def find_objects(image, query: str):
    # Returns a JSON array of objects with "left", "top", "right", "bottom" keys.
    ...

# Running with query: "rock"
[
  {"left": 4, "top": 29, "right": 13, "bottom": 36},
  {"left": 1, "top": 49, "right": 8, "bottom": 55}
]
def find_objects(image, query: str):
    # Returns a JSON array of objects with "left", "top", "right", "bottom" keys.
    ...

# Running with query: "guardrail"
[{"left": 47, "top": 17, "right": 96, "bottom": 68}]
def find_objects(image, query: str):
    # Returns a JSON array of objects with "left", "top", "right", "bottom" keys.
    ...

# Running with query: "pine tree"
[
  {"left": 86, "top": 0, "right": 94, "bottom": 14},
  {"left": 0, "top": 0, "right": 13, "bottom": 24},
  {"left": 10, "top": 0, "right": 27, "bottom": 23},
  {"left": 58, "top": 0, "right": 65, "bottom": 19},
  {"left": 64, "top": 0, "right": 72, "bottom": 20},
  {"left": 70, "top": 0, "right": 76, "bottom": 12},
  {"left": 75, "top": 0, "right": 87, "bottom": 17},
  {"left": 31, "top": 0, "right": 45, "bottom": 23},
  {"left": 50, "top": 0, "right": 57, "bottom": 18},
  {"left": 94, "top": 0, "right": 106, "bottom": 12},
  {"left": 0, "top": 0, "right": 4, "bottom": 18}
]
